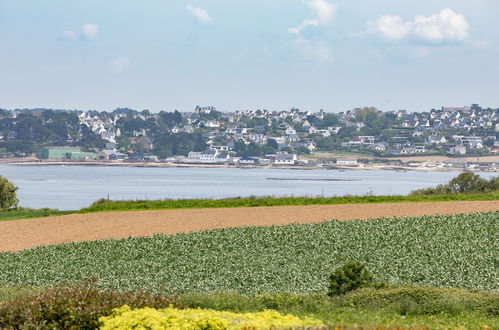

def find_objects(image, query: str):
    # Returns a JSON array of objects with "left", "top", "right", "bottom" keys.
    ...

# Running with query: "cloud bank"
[
  {"left": 82, "top": 24, "right": 99, "bottom": 39},
  {"left": 367, "top": 9, "right": 469, "bottom": 43},
  {"left": 62, "top": 24, "right": 99, "bottom": 40}
]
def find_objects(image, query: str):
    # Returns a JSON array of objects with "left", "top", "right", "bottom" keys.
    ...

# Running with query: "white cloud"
[
  {"left": 288, "top": 19, "right": 319, "bottom": 35},
  {"left": 304, "top": 0, "right": 337, "bottom": 25},
  {"left": 186, "top": 5, "right": 212, "bottom": 23},
  {"left": 367, "top": 9, "right": 469, "bottom": 44},
  {"left": 367, "top": 16, "right": 411, "bottom": 42},
  {"left": 412, "top": 9, "right": 469, "bottom": 43},
  {"left": 109, "top": 57, "right": 131, "bottom": 73},
  {"left": 82, "top": 24, "right": 99, "bottom": 39},
  {"left": 62, "top": 30, "right": 78, "bottom": 40},
  {"left": 288, "top": 1, "right": 337, "bottom": 62}
]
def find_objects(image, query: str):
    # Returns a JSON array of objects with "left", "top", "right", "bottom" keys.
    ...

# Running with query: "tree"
[
  {"left": 447, "top": 172, "right": 490, "bottom": 193},
  {"left": 266, "top": 139, "right": 279, "bottom": 150},
  {"left": 0, "top": 176, "right": 19, "bottom": 210}
]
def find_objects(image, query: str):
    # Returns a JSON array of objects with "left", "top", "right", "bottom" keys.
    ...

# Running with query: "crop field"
[{"left": 0, "top": 212, "right": 497, "bottom": 294}]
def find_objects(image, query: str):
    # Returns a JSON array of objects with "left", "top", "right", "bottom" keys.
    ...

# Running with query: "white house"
[
  {"left": 274, "top": 152, "right": 297, "bottom": 165},
  {"left": 426, "top": 136, "right": 447, "bottom": 144},
  {"left": 336, "top": 158, "right": 358, "bottom": 166},
  {"left": 449, "top": 145, "right": 467, "bottom": 155}
]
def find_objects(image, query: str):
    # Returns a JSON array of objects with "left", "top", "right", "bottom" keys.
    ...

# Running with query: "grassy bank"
[
  {"left": 79, "top": 192, "right": 499, "bottom": 213},
  {"left": 1, "top": 285, "right": 497, "bottom": 328},
  {"left": 0, "top": 192, "right": 496, "bottom": 222},
  {"left": 1, "top": 212, "right": 496, "bottom": 293},
  {"left": 0, "top": 208, "right": 72, "bottom": 222}
]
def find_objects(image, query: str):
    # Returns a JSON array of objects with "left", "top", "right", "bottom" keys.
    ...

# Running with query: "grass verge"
[
  {"left": 78, "top": 192, "right": 499, "bottom": 214},
  {"left": 0, "top": 192, "right": 496, "bottom": 222},
  {"left": 0, "top": 208, "right": 72, "bottom": 222}
]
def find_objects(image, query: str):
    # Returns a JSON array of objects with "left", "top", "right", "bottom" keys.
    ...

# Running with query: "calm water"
[{"left": 0, "top": 165, "right": 495, "bottom": 210}]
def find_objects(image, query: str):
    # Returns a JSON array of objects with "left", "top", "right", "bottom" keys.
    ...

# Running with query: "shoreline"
[{"left": 0, "top": 159, "right": 497, "bottom": 172}]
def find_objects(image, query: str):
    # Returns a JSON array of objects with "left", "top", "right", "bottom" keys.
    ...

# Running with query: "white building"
[
  {"left": 274, "top": 152, "right": 297, "bottom": 165},
  {"left": 336, "top": 158, "right": 358, "bottom": 166}
]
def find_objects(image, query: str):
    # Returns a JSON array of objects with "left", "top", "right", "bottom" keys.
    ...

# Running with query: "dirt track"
[{"left": 1, "top": 201, "right": 498, "bottom": 252}]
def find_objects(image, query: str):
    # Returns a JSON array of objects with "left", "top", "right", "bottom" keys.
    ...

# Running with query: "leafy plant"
[{"left": 328, "top": 262, "right": 374, "bottom": 296}]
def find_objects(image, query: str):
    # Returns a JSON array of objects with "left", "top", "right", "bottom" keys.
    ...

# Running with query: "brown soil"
[{"left": 1, "top": 201, "right": 497, "bottom": 252}]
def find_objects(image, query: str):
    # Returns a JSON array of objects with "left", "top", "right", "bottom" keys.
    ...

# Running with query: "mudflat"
[{"left": 1, "top": 201, "right": 497, "bottom": 252}]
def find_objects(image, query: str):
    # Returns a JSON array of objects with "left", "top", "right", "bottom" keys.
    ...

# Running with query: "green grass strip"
[
  {"left": 1, "top": 192, "right": 497, "bottom": 221},
  {"left": 78, "top": 192, "right": 499, "bottom": 214},
  {"left": 0, "top": 208, "right": 72, "bottom": 222}
]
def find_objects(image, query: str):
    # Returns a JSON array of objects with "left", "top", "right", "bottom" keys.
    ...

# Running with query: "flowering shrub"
[{"left": 99, "top": 305, "right": 324, "bottom": 329}]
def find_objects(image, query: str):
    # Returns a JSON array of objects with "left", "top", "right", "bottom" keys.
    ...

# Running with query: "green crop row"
[{"left": 0, "top": 212, "right": 497, "bottom": 294}]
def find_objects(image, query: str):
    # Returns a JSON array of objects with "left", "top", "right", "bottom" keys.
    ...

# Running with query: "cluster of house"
[
  {"left": 165, "top": 149, "right": 301, "bottom": 166},
  {"left": 38, "top": 144, "right": 303, "bottom": 167},
  {"left": 71, "top": 104, "right": 499, "bottom": 158}
]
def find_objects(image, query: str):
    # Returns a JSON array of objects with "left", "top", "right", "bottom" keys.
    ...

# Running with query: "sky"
[{"left": 0, "top": 0, "right": 498, "bottom": 113}]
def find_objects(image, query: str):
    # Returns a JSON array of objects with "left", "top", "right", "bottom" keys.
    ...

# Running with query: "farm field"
[
  {"left": 0, "top": 212, "right": 497, "bottom": 293},
  {"left": 0, "top": 200, "right": 498, "bottom": 251},
  {"left": 0, "top": 211, "right": 498, "bottom": 328}
]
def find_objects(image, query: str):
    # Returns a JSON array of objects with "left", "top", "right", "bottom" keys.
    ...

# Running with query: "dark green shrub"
[
  {"left": 411, "top": 173, "right": 498, "bottom": 195},
  {"left": 341, "top": 286, "right": 499, "bottom": 316},
  {"left": 0, "top": 176, "right": 18, "bottom": 211},
  {"left": 328, "top": 262, "right": 374, "bottom": 296},
  {"left": 0, "top": 282, "right": 180, "bottom": 330}
]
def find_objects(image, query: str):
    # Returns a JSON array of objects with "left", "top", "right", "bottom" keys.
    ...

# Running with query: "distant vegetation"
[
  {"left": 411, "top": 172, "right": 498, "bottom": 195},
  {"left": 1, "top": 212, "right": 496, "bottom": 293},
  {"left": 0, "top": 208, "right": 71, "bottom": 222},
  {"left": 80, "top": 192, "right": 499, "bottom": 214}
]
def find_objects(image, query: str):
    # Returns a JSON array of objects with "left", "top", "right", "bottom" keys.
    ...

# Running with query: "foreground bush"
[
  {"left": 0, "top": 282, "right": 179, "bottom": 330},
  {"left": 341, "top": 286, "right": 499, "bottom": 316},
  {"left": 1, "top": 286, "right": 497, "bottom": 328},
  {"left": 99, "top": 305, "right": 324, "bottom": 330},
  {"left": 328, "top": 262, "right": 374, "bottom": 296}
]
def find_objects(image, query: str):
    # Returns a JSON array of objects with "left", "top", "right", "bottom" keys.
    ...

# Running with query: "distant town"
[{"left": 0, "top": 104, "right": 497, "bottom": 171}]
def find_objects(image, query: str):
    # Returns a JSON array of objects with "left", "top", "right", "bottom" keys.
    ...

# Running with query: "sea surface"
[{"left": 0, "top": 165, "right": 495, "bottom": 210}]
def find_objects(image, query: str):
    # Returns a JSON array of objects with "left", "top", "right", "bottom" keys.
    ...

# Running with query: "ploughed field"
[
  {"left": 0, "top": 211, "right": 497, "bottom": 294},
  {"left": 0, "top": 200, "right": 498, "bottom": 251}
]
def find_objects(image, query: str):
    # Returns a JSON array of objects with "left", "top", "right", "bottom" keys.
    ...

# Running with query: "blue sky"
[{"left": 0, "top": 0, "right": 498, "bottom": 112}]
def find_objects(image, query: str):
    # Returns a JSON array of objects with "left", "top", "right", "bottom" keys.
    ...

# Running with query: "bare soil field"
[{"left": 1, "top": 201, "right": 498, "bottom": 252}]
